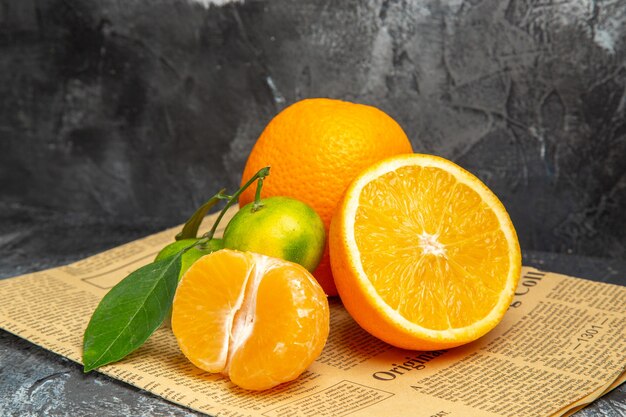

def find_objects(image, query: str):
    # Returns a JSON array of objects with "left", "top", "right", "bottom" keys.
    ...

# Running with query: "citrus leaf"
[
  {"left": 82, "top": 254, "right": 182, "bottom": 372},
  {"left": 175, "top": 189, "right": 227, "bottom": 240}
]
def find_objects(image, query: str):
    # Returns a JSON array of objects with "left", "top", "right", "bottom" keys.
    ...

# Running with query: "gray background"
[
  {"left": 0, "top": 0, "right": 625, "bottom": 416},
  {"left": 1, "top": 0, "right": 624, "bottom": 260}
]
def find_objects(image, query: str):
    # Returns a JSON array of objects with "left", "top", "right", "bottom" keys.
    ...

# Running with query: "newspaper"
[{"left": 0, "top": 208, "right": 624, "bottom": 417}]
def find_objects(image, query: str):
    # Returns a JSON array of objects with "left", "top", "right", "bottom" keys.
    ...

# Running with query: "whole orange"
[{"left": 239, "top": 98, "right": 413, "bottom": 295}]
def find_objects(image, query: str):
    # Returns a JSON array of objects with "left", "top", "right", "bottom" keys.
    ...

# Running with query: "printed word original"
[{"left": 372, "top": 350, "right": 447, "bottom": 381}]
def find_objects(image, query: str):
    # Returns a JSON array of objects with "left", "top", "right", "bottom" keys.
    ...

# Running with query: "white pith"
[
  {"left": 221, "top": 254, "right": 281, "bottom": 374},
  {"left": 418, "top": 232, "right": 446, "bottom": 257},
  {"left": 342, "top": 154, "right": 520, "bottom": 341}
]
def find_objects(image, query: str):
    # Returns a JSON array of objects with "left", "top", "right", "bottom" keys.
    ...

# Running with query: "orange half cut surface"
[{"left": 329, "top": 154, "right": 521, "bottom": 350}]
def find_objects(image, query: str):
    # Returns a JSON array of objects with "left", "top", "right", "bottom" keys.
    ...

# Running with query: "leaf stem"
[{"left": 201, "top": 166, "right": 270, "bottom": 241}]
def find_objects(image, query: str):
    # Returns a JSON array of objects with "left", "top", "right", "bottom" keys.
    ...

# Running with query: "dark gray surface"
[{"left": 0, "top": 0, "right": 624, "bottom": 259}]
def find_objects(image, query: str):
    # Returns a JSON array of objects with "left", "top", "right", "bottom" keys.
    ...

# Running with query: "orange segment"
[
  {"left": 329, "top": 154, "right": 521, "bottom": 350},
  {"left": 171, "top": 250, "right": 252, "bottom": 372},
  {"left": 171, "top": 249, "right": 329, "bottom": 390},
  {"left": 228, "top": 265, "right": 329, "bottom": 390}
]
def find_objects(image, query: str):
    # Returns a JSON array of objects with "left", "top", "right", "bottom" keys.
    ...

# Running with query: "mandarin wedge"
[
  {"left": 171, "top": 249, "right": 329, "bottom": 390},
  {"left": 329, "top": 154, "right": 521, "bottom": 351}
]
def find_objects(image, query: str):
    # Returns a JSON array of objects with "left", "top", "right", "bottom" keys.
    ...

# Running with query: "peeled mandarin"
[{"left": 171, "top": 249, "right": 330, "bottom": 390}]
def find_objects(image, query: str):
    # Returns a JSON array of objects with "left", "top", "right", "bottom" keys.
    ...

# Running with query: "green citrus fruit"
[
  {"left": 155, "top": 238, "right": 224, "bottom": 279},
  {"left": 223, "top": 196, "right": 325, "bottom": 272}
]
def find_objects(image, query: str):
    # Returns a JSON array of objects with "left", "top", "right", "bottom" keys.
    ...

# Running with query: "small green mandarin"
[{"left": 223, "top": 196, "right": 325, "bottom": 272}]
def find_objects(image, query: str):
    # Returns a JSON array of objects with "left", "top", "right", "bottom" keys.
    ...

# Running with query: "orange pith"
[
  {"left": 239, "top": 98, "right": 414, "bottom": 295},
  {"left": 172, "top": 249, "right": 329, "bottom": 390},
  {"left": 329, "top": 154, "right": 521, "bottom": 350}
]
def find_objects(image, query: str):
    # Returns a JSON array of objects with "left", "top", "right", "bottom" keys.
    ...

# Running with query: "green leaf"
[
  {"left": 82, "top": 254, "right": 182, "bottom": 372},
  {"left": 175, "top": 189, "right": 227, "bottom": 240}
]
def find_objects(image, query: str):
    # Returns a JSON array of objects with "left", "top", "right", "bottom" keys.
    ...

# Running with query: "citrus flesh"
[
  {"left": 239, "top": 98, "right": 413, "bottom": 295},
  {"left": 223, "top": 196, "right": 325, "bottom": 272},
  {"left": 171, "top": 249, "right": 329, "bottom": 390},
  {"left": 329, "top": 154, "right": 521, "bottom": 350}
]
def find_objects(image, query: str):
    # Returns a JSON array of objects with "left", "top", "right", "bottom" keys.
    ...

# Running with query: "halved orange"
[
  {"left": 171, "top": 249, "right": 329, "bottom": 390},
  {"left": 329, "top": 154, "right": 521, "bottom": 350}
]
